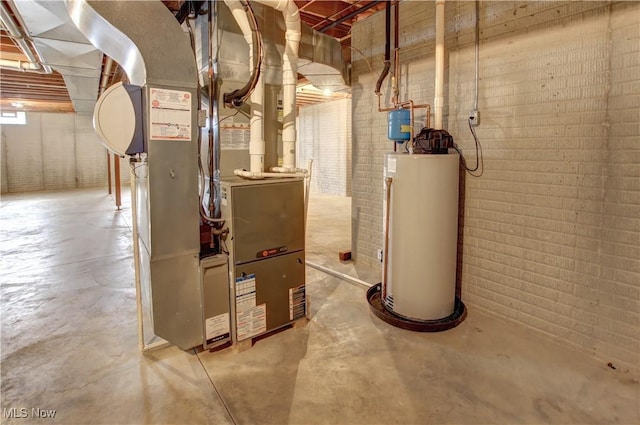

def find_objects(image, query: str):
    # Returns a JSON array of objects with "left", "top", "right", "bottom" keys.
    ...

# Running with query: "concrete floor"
[{"left": 1, "top": 188, "right": 638, "bottom": 425}]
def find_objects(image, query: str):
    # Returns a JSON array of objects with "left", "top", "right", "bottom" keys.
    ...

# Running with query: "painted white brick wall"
[
  {"left": 1, "top": 112, "right": 126, "bottom": 193},
  {"left": 75, "top": 114, "right": 110, "bottom": 188},
  {"left": 297, "top": 98, "right": 352, "bottom": 196},
  {"left": 1, "top": 135, "right": 7, "bottom": 194},
  {"left": 42, "top": 113, "right": 76, "bottom": 190},
  {"left": 352, "top": 1, "right": 639, "bottom": 372},
  {"left": 2, "top": 113, "right": 45, "bottom": 193}
]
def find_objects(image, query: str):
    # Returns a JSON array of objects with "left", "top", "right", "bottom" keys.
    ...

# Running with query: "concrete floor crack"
[{"left": 194, "top": 349, "right": 238, "bottom": 425}]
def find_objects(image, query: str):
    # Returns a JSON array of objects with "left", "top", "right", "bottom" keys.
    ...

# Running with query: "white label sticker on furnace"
[
  {"left": 235, "top": 274, "right": 257, "bottom": 311},
  {"left": 205, "top": 312, "right": 230, "bottom": 340},
  {"left": 289, "top": 285, "right": 306, "bottom": 321},
  {"left": 236, "top": 303, "right": 266, "bottom": 340},
  {"left": 387, "top": 157, "right": 397, "bottom": 173},
  {"left": 149, "top": 87, "right": 192, "bottom": 141}
]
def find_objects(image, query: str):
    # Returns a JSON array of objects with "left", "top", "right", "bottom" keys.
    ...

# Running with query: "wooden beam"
[{"left": 0, "top": 98, "right": 74, "bottom": 113}]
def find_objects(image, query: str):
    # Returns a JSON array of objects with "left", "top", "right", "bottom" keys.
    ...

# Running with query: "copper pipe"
[
  {"left": 408, "top": 100, "right": 414, "bottom": 143},
  {"left": 374, "top": 0, "right": 433, "bottom": 143},
  {"left": 377, "top": 97, "right": 431, "bottom": 144},
  {"left": 382, "top": 177, "right": 393, "bottom": 302},
  {"left": 392, "top": 49, "right": 400, "bottom": 105}
]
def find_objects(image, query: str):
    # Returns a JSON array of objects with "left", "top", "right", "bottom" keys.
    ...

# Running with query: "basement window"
[{"left": 0, "top": 111, "right": 26, "bottom": 125}]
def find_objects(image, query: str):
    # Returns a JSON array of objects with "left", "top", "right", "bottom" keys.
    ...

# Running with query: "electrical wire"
[
  {"left": 187, "top": 5, "right": 227, "bottom": 227},
  {"left": 129, "top": 160, "right": 147, "bottom": 179},
  {"left": 453, "top": 117, "right": 483, "bottom": 177},
  {"left": 219, "top": 109, "right": 240, "bottom": 124},
  {"left": 185, "top": 15, "right": 217, "bottom": 225},
  {"left": 455, "top": 0, "right": 484, "bottom": 178}
]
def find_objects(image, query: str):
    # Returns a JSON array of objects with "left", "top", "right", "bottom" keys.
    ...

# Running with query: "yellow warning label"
[{"left": 400, "top": 125, "right": 411, "bottom": 132}]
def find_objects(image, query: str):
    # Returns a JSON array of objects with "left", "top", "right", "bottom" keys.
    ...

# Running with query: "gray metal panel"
[
  {"left": 146, "top": 86, "right": 200, "bottom": 259},
  {"left": 151, "top": 254, "right": 202, "bottom": 350},
  {"left": 234, "top": 251, "right": 305, "bottom": 340},
  {"left": 228, "top": 179, "right": 304, "bottom": 264},
  {"left": 263, "top": 84, "right": 281, "bottom": 170},
  {"left": 201, "top": 255, "right": 231, "bottom": 349},
  {"left": 137, "top": 235, "right": 155, "bottom": 347},
  {"left": 220, "top": 149, "right": 250, "bottom": 179}
]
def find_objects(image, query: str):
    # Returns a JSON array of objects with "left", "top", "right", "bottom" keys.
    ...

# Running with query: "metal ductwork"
[
  {"left": 65, "top": 0, "right": 197, "bottom": 89},
  {"left": 11, "top": 0, "right": 102, "bottom": 114},
  {"left": 194, "top": 3, "right": 349, "bottom": 92},
  {"left": 0, "top": 1, "right": 51, "bottom": 73},
  {"left": 297, "top": 24, "right": 349, "bottom": 92}
]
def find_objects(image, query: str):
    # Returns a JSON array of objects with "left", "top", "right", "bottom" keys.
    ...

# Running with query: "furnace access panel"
[{"left": 221, "top": 178, "right": 306, "bottom": 342}]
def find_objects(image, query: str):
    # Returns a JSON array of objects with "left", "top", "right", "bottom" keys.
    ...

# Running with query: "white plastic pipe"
[
  {"left": 270, "top": 166, "right": 307, "bottom": 173},
  {"left": 249, "top": 71, "right": 265, "bottom": 172},
  {"left": 306, "top": 260, "right": 374, "bottom": 289},
  {"left": 234, "top": 169, "right": 305, "bottom": 179},
  {"left": 0, "top": 58, "right": 40, "bottom": 71},
  {"left": 223, "top": 0, "right": 253, "bottom": 48},
  {"left": 254, "top": 0, "right": 300, "bottom": 171},
  {"left": 434, "top": 0, "right": 445, "bottom": 129}
]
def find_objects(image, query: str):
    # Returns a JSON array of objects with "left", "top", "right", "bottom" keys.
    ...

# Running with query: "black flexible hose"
[
  {"left": 384, "top": 0, "right": 391, "bottom": 61},
  {"left": 374, "top": 0, "right": 392, "bottom": 95},
  {"left": 223, "top": 1, "right": 262, "bottom": 107}
]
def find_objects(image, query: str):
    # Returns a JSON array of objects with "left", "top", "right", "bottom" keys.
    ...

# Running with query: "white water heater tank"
[{"left": 383, "top": 152, "right": 459, "bottom": 321}]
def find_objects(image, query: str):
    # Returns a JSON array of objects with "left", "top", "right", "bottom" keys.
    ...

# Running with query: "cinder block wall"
[
  {"left": 352, "top": 1, "right": 639, "bottom": 372},
  {"left": 1, "top": 112, "right": 129, "bottom": 193},
  {"left": 298, "top": 98, "right": 352, "bottom": 196}
]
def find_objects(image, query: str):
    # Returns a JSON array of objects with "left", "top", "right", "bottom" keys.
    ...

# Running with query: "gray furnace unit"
[{"left": 221, "top": 178, "right": 306, "bottom": 343}]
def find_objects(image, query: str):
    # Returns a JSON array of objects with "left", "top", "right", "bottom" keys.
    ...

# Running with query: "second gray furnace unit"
[{"left": 220, "top": 177, "right": 306, "bottom": 344}]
